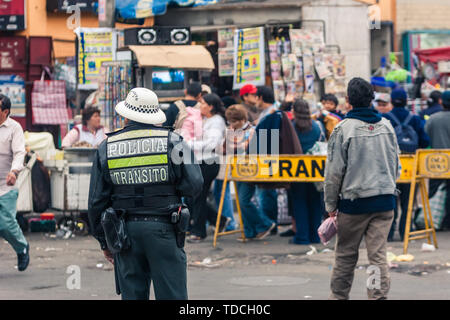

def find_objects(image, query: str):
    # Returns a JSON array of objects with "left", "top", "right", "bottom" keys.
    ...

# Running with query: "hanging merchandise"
[
  {"left": 273, "top": 80, "right": 286, "bottom": 102},
  {"left": 326, "top": 54, "right": 346, "bottom": 78},
  {"left": 54, "top": 61, "right": 77, "bottom": 100},
  {"left": 269, "top": 40, "right": 282, "bottom": 80},
  {"left": 218, "top": 28, "right": 235, "bottom": 77},
  {"left": 289, "top": 29, "right": 303, "bottom": 56},
  {"left": 0, "top": 75, "right": 25, "bottom": 116},
  {"left": 99, "top": 61, "right": 132, "bottom": 131},
  {"left": 31, "top": 71, "right": 69, "bottom": 125},
  {"left": 233, "top": 27, "right": 266, "bottom": 89},
  {"left": 75, "top": 27, "right": 117, "bottom": 90},
  {"left": 314, "top": 54, "right": 332, "bottom": 80},
  {"left": 303, "top": 55, "right": 315, "bottom": 94},
  {"left": 281, "top": 54, "right": 296, "bottom": 80},
  {"left": 325, "top": 78, "right": 346, "bottom": 96}
]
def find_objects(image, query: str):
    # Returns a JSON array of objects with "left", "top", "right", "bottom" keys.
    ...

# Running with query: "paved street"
[{"left": 1, "top": 224, "right": 450, "bottom": 300}]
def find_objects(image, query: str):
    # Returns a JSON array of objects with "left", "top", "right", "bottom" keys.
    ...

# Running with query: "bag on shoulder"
[
  {"left": 388, "top": 112, "right": 419, "bottom": 153},
  {"left": 173, "top": 100, "right": 200, "bottom": 130}
]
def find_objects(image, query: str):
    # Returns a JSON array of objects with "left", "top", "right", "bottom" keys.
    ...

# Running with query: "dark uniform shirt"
[{"left": 88, "top": 121, "right": 203, "bottom": 250}]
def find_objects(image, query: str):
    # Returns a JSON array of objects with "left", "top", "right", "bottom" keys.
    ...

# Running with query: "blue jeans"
[
  {"left": 289, "top": 183, "right": 322, "bottom": 244},
  {"left": 0, "top": 189, "right": 28, "bottom": 254},
  {"left": 256, "top": 188, "right": 278, "bottom": 223},
  {"left": 214, "top": 180, "right": 237, "bottom": 231},
  {"left": 236, "top": 182, "right": 275, "bottom": 238}
]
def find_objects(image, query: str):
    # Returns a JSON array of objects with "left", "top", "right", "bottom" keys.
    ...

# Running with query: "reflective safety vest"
[{"left": 106, "top": 126, "right": 179, "bottom": 213}]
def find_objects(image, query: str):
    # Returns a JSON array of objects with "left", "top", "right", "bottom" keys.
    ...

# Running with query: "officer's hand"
[{"left": 103, "top": 249, "right": 114, "bottom": 265}]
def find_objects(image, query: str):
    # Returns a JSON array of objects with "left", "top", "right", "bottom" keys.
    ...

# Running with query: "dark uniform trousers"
[{"left": 115, "top": 220, "right": 187, "bottom": 300}]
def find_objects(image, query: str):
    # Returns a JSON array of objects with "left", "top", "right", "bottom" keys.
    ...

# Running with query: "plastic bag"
[{"left": 317, "top": 216, "right": 337, "bottom": 245}]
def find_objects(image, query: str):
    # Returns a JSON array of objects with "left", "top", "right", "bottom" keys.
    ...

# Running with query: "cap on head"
[
  {"left": 115, "top": 88, "right": 166, "bottom": 125},
  {"left": 201, "top": 84, "right": 212, "bottom": 94},
  {"left": 375, "top": 93, "right": 390, "bottom": 103},
  {"left": 239, "top": 84, "right": 257, "bottom": 97}
]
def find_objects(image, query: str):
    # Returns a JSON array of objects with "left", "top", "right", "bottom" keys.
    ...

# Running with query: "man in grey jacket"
[{"left": 324, "top": 78, "right": 400, "bottom": 300}]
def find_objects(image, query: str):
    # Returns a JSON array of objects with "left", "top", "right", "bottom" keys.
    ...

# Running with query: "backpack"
[
  {"left": 178, "top": 107, "right": 203, "bottom": 141},
  {"left": 388, "top": 112, "right": 419, "bottom": 153},
  {"left": 173, "top": 100, "right": 200, "bottom": 130}
]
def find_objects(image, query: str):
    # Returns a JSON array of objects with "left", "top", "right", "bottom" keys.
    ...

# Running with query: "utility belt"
[
  {"left": 126, "top": 214, "right": 172, "bottom": 223},
  {"left": 101, "top": 204, "right": 190, "bottom": 253}
]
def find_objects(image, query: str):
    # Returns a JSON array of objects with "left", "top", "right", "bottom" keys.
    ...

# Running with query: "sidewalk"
[{"left": 1, "top": 224, "right": 449, "bottom": 299}]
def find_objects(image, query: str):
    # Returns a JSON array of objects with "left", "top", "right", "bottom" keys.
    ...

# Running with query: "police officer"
[{"left": 88, "top": 88, "right": 203, "bottom": 300}]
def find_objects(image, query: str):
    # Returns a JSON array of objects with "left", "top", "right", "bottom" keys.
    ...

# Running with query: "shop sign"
[{"left": 0, "top": 0, "right": 25, "bottom": 31}]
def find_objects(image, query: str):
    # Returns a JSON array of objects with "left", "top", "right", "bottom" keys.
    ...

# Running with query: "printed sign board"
[
  {"left": 0, "top": 0, "right": 25, "bottom": 30},
  {"left": 230, "top": 155, "right": 416, "bottom": 183}
]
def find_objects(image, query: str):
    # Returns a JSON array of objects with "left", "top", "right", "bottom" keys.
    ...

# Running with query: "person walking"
[
  {"left": 382, "top": 87, "right": 429, "bottom": 241},
  {"left": 253, "top": 86, "right": 279, "bottom": 233},
  {"left": 325, "top": 78, "right": 400, "bottom": 300},
  {"left": 425, "top": 90, "right": 450, "bottom": 229},
  {"left": 419, "top": 90, "right": 443, "bottom": 120},
  {"left": 0, "top": 94, "right": 30, "bottom": 272},
  {"left": 88, "top": 88, "right": 203, "bottom": 300},
  {"left": 239, "top": 84, "right": 261, "bottom": 125},
  {"left": 186, "top": 93, "right": 231, "bottom": 243},
  {"left": 289, "top": 99, "right": 324, "bottom": 244}
]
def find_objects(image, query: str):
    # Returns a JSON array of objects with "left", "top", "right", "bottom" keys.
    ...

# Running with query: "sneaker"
[
  {"left": 279, "top": 228, "right": 295, "bottom": 237},
  {"left": 270, "top": 226, "right": 278, "bottom": 235},
  {"left": 256, "top": 223, "right": 276, "bottom": 240},
  {"left": 219, "top": 217, "right": 232, "bottom": 233},
  {"left": 186, "top": 235, "right": 204, "bottom": 244},
  {"left": 237, "top": 236, "right": 254, "bottom": 242},
  {"left": 17, "top": 243, "right": 30, "bottom": 272}
]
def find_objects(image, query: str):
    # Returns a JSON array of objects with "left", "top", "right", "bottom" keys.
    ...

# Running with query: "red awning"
[{"left": 414, "top": 46, "right": 450, "bottom": 64}]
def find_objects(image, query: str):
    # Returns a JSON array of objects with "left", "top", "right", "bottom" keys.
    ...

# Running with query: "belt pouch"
[{"left": 101, "top": 207, "right": 131, "bottom": 254}]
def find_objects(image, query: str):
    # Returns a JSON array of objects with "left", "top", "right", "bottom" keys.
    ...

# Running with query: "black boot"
[{"left": 17, "top": 243, "right": 30, "bottom": 272}]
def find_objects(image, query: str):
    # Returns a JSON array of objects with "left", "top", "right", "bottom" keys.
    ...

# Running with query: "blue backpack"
[{"left": 388, "top": 112, "right": 419, "bottom": 153}]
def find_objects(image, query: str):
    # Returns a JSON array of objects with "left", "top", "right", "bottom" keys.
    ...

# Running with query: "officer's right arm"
[{"left": 88, "top": 142, "right": 113, "bottom": 250}]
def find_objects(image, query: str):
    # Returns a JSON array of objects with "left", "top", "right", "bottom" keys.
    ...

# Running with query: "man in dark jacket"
[
  {"left": 88, "top": 88, "right": 203, "bottom": 300},
  {"left": 382, "top": 87, "right": 429, "bottom": 241},
  {"left": 419, "top": 90, "right": 443, "bottom": 120}
]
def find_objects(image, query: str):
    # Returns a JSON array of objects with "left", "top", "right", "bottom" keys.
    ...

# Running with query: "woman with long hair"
[
  {"left": 186, "top": 93, "right": 230, "bottom": 243},
  {"left": 288, "top": 98, "right": 325, "bottom": 244}
]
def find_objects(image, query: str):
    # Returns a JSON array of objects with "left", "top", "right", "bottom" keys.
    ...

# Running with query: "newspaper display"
[
  {"left": 75, "top": 27, "right": 117, "bottom": 90},
  {"left": 218, "top": 28, "right": 235, "bottom": 77},
  {"left": 233, "top": 27, "right": 266, "bottom": 89}
]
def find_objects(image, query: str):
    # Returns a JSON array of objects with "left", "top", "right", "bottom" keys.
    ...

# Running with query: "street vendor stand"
[{"left": 44, "top": 148, "right": 95, "bottom": 235}]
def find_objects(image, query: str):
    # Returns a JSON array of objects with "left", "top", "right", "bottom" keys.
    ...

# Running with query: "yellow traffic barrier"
[
  {"left": 213, "top": 153, "right": 426, "bottom": 248},
  {"left": 403, "top": 149, "right": 450, "bottom": 254}
]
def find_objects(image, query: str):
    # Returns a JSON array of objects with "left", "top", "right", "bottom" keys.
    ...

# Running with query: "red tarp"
[{"left": 414, "top": 46, "right": 450, "bottom": 64}]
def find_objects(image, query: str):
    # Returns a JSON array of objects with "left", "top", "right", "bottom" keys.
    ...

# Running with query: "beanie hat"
[{"left": 391, "top": 88, "right": 407, "bottom": 106}]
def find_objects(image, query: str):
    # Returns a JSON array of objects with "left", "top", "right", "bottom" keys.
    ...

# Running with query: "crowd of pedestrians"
[{"left": 161, "top": 79, "right": 450, "bottom": 248}]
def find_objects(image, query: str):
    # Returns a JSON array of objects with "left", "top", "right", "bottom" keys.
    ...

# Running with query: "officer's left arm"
[
  {"left": 169, "top": 133, "right": 203, "bottom": 197},
  {"left": 88, "top": 141, "right": 112, "bottom": 250}
]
